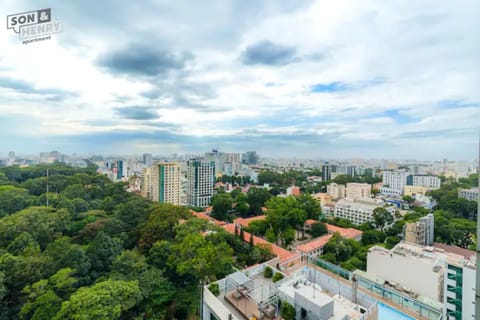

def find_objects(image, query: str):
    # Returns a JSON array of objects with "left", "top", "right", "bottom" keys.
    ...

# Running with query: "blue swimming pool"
[{"left": 378, "top": 302, "right": 415, "bottom": 320}]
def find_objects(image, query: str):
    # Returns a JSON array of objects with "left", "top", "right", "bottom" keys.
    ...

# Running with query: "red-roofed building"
[
  {"left": 234, "top": 215, "right": 266, "bottom": 228},
  {"left": 295, "top": 234, "right": 333, "bottom": 260},
  {"left": 303, "top": 219, "right": 363, "bottom": 241},
  {"left": 326, "top": 224, "right": 363, "bottom": 241},
  {"left": 191, "top": 210, "right": 227, "bottom": 226},
  {"left": 223, "top": 224, "right": 299, "bottom": 263},
  {"left": 287, "top": 186, "right": 301, "bottom": 196}
]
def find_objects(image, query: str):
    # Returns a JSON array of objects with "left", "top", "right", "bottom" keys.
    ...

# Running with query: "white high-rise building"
[
  {"left": 142, "top": 153, "right": 153, "bottom": 167},
  {"left": 187, "top": 159, "right": 215, "bottom": 208},
  {"left": 407, "top": 175, "right": 441, "bottom": 189},
  {"left": 381, "top": 170, "right": 408, "bottom": 196}
]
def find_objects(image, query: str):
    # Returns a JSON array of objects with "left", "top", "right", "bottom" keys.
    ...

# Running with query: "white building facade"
[
  {"left": 187, "top": 159, "right": 215, "bottom": 208},
  {"left": 381, "top": 170, "right": 408, "bottom": 196}
]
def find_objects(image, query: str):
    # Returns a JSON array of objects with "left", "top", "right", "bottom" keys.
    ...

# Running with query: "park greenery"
[{"left": 0, "top": 164, "right": 273, "bottom": 320}]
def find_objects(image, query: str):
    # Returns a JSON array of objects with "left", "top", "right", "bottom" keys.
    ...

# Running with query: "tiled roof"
[
  {"left": 191, "top": 210, "right": 227, "bottom": 226},
  {"left": 223, "top": 224, "right": 299, "bottom": 262},
  {"left": 326, "top": 224, "right": 363, "bottom": 239},
  {"left": 234, "top": 215, "right": 266, "bottom": 228},
  {"left": 296, "top": 234, "right": 333, "bottom": 253},
  {"left": 304, "top": 219, "right": 318, "bottom": 226}
]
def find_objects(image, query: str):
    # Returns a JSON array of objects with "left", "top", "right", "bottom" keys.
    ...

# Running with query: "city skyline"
[{"left": 1, "top": 0, "right": 479, "bottom": 159}]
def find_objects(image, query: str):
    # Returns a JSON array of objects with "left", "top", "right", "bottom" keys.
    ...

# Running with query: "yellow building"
[{"left": 403, "top": 185, "right": 428, "bottom": 196}]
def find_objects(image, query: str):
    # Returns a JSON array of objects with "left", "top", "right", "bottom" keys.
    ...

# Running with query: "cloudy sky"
[{"left": 0, "top": 0, "right": 478, "bottom": 159}]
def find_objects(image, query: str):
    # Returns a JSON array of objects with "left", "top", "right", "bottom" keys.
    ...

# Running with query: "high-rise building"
[
  {"left": 404, "top": 214, "right": 434, "bottom": 246},
  {"left": 337, "top": 165, "right": 357, "bottom": 177},
  {"left": 141, "top": 167, "right": 153, "bottom": 199},
  {"left": 187, "top": 159, "right": 215, "bottom": 208},
  {"left": 322, "top": 164, "right": 337, "bottom": 181},
  {"left": 345, "top": 183, "right": 371, "bottom": 200},
  {"left": 380, "top": 170, "right": 409, "bottom": 196},
  {"left": 142, "top": 162, "right": 182, "bottom": 205},
  {"left": 406, "top": 175, "right": 441, "bottom": 189},
  {"left": 153, "top": 162, "right": 181, "bottom": 205},
  {"left": 143, "top": 153, "right": 153, "bottom": 167},
  {"left": 116, "top": 160, "right": 124, "bottom": 180},
  {"left": 242, "top": 151, "right": 259, "bottom": 165}
]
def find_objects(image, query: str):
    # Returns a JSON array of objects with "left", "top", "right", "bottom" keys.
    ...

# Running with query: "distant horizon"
[{"left": 0, "top": 149, "right": 478, "bottom": 163}]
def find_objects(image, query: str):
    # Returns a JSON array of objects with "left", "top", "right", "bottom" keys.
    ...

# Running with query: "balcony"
[{"left": 446, "top": 285, "right": 462, "bottom": 297}]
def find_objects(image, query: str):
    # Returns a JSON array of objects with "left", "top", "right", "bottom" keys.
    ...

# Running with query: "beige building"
[
  {"left": 142, "top": 162, "right": 181, "bottom": 205},
  {"left": 312, "top": 192, "right": 333, "bottom": 205},
  {"left": 403, "top": 185, "right": 428, "bottom": 196},
  {"left": 326, "top": 183, "right": 345, "bottom": 199},
  {"left": 141, "top": 167, "right": 153, "bottom": 199},
  {"left": 404, "top": 214, "right": 434, "bottom": 246},
  {"left": 345, "top": 182, "right": 371, "bottom": 200},
  {"left": 334, "top": 198, "right": 391, "bottom": 225}
]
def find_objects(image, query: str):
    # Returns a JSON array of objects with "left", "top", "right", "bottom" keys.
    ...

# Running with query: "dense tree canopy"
[{"left": 0, "top": 164, "right": 273, "bottom": 319}]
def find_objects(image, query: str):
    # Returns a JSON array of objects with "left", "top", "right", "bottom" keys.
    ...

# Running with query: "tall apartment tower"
[
  {"left": 143, "top": 153, "right": 153, "bottom": 167},
  {"left": 187, "top": 159, "right": 215, "bottom": 208},
  {"left": 116, "top": 160, "right": 124, "bottom": 180},
  {"left": 380, "top": 170, "right": 408, "bottom": 196},
  {"left": 152, "top": 162, "right": 181, "bottom": 205},
  {"left": 142, "top": 166, "right": 153, "bottom": 199}
]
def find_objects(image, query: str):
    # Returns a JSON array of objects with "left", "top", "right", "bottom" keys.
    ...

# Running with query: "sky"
[{"left": 0, "top": 0, "right": 479, "bottom": 160}]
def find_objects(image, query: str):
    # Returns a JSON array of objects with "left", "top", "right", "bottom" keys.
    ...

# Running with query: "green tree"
[
  {"left": 138, "top": 203, "right": 191, "bottom": 252},
  {"left": 281, "top": 301, "right": 295, "bottom": 320},
  {"left": 247, "top": 188, "right": 272, "bottom": 215},
  {"left": 54, "top": 280, "right": 141, "bottom": 320},
  {"left": 211, "top": 193, "right": 233, "bottom": 221},
  {"left": 86, "top": 232, "right": 123, "bottom": 279},
  {"left": 361, "top": 230, "right": 387, "bottom": 246},
  {"left": 310, "top": 222, "right": 328, "bottom": 238},
  {"left": 372, "top": 207, "right": 393, "bottom": 232}
]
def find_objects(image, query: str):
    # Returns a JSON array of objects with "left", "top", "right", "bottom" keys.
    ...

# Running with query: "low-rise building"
[
  {"left": 326, "top": 183, "right": 345, "bottom": 199},
  {"left": 458, "top": 187, "right": 479, "bottom": 201},
  {"left": 334, "top": 198, "right": 392, "bottom": 225},
  {"left": 345, "top": 183, "right": 371, "bottom": 200},
  {"left": 312, "top": 192, "right": 333, "bottom": 205},
  {"left": 403, "top": 185, "right": 429, "bottom": 196}
]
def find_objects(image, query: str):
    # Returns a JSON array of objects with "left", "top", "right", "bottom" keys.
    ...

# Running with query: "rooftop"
[
  {"left": 234, "top": 215, "right": 266, "bottom": 228},
  {"left": 190, "top": 210, "right": 227, "bottom": 226},
  {"left": 296, "top": 234, "right": 333, "bottom": 253}
]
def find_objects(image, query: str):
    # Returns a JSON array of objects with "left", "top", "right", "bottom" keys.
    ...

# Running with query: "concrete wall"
[{"left": 367, "top": 248, "right": 443, "bottom": 301}]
